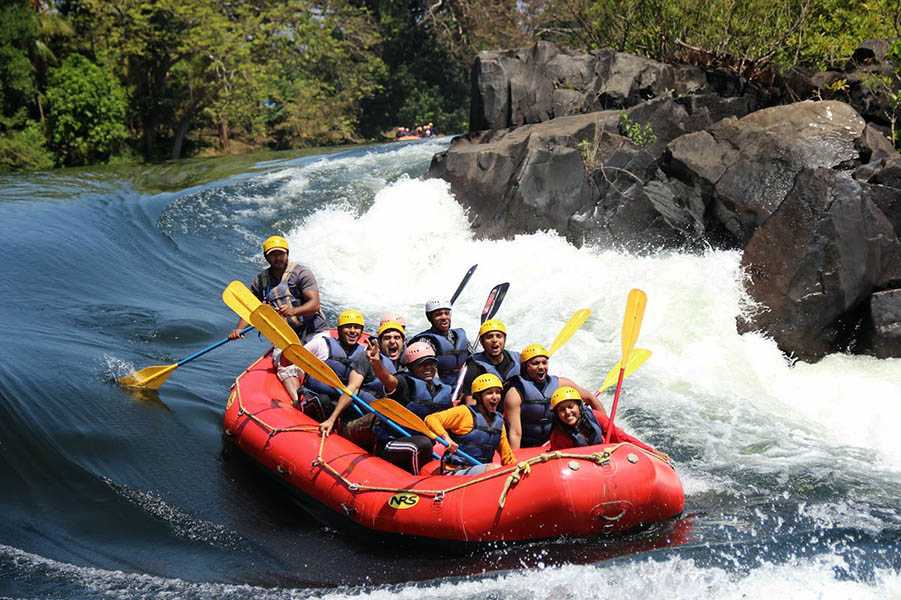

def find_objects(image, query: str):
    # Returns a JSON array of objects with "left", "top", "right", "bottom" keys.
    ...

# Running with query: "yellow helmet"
[
  {"left": 478, "top": 318, "right": 507, "bottom": 338},
  {"left": 337, "top": 309, "right": 365, "bottom": 328},
  {"left": 550, "top": 386, "right": 582, "bottom": 410},
  {"left": 471, "top": 373, "right": 503, "bottom": 395},
  {"left": 377, "top": 320, "right": 405, "bottom": 338},
  {"left": 520, "top": 343, "right": 549, "bottom": 363},
  {"left": 262, "top": 235, "right": 289, "bottom": 255}
]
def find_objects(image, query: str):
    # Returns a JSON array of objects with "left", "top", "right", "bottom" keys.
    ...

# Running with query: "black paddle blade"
[
  {"left": 449, "top": 264, "right": 478, "bottom": 305},
  {"left": 482, "top": 282, "right": 510, "bottom": 322}
]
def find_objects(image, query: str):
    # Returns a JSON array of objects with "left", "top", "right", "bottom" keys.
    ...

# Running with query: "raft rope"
[{"left": 231, "top": 383, "right": 646, "bottom": 509}]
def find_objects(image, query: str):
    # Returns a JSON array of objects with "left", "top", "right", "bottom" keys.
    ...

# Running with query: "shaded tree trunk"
[
  {"left": 219, "top": 117, "right": 229, "bottom": 151},
  {"left": 171, "top": 99, "right": 202, "bottom": 160}
]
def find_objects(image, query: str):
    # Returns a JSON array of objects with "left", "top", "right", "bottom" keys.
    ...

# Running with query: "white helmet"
[{"left": 425, "top": 299, "right": 452, "bottom": 315}]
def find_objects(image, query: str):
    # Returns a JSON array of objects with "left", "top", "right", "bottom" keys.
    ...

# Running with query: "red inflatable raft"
[{"left": 223, "top": 353, "right": 685, "bottom": 543}]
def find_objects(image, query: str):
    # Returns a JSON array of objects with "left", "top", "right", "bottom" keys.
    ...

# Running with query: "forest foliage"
[{"left": 1, "top": 0, "right": 899, "bottom": 171}]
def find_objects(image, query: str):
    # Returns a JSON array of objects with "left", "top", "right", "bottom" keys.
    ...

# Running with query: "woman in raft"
[
  {"left": 424, "top": 373, "right": 517, "bottom": 475},
  {"left": 548, "top": 386, "right": 666, "bottom": 460}
]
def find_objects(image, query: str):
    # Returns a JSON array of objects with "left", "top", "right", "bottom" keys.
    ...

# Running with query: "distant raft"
[{"left": 223, "top": 353, "right": 685, "bottom": 543}]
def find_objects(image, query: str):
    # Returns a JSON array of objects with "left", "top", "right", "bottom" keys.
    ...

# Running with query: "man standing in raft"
[
  {"left": 425, "top": 374, "right": 517, "bottom": 475},
  {"left": 504, "top": 343, "right": 605, "bottom": 450},
  {"left": 410, "top": 300, "right": 470, "bottom": 386},
  {"left": 459, "top": 319, "right": 519, "bottom": 405},
  {"left": 229, "top": 235, "right": 327, "bottom": 403},
  {"left": 303, "top": 309, "right": 383, "bottom": 436},
  {"left": 548, "top": 386, "right": 658, "bottom": 452},
  {"left": 366, "top": 341, "right": 452, "bottom": 473}
]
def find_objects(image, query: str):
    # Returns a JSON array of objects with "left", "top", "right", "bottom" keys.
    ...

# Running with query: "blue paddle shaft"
[{"left": 176, "top": 325, "right": 254, "bottom": 366}]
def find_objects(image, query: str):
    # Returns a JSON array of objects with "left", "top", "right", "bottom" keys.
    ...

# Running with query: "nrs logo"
[{"left": 387, "top": 493, "right": 420, "bottom": 509}]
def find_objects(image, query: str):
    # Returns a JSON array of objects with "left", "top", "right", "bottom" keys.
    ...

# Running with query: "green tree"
[
  {"left": 45, "top": 53, "right": 127, "bottom": 165},
  {"left": 0, "top": 2, "right": 38, "bottom": 129},
  {"left": 0, "top": 119, "right": 54, "bottom": 171}
]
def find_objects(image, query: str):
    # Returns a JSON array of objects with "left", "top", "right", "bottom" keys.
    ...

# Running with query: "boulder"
[
  {"left": 429, "top": 113, "right": 607, "bottom": 239},
  {"left": 738, "top": 168, "right": 900, "bottom": 361},
  {"left": 864, "top": 288, "right": 901, "bottom": 358},
  {"left": 664, "top": 101, "right": 876, "bottom": 246},
  {"left": 469, "top": 42, "right": 719, "bottom": 131}
]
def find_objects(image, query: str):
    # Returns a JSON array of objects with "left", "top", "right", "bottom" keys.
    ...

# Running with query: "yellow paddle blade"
[
  {"left": 117, "top": 364, "right": 177, "bottom": 390},
  {"left": 370, "top": 398, "right": 436, "bottom": 439},
  {"left": 596, "top": 348, "right": 652, "bottom": 394},
  {"left": 620, "top": 289, "right": 647, "bottom": 365},
  {"left": 548, "top": 308, "right": 592, "bottom": 356},
  {"left": 222, "top": 280, "right": 260, "bottom": 323},
  {"left": 250, "top": 304, "right": 301, "bottom": 349},
  {"left": 281, "top": 343, "right": 348, "bottom": 395}
]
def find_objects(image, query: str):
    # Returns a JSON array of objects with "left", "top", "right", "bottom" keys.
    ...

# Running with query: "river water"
[{"left": 1, "top": 139, "right": 899, "bottom": 599}]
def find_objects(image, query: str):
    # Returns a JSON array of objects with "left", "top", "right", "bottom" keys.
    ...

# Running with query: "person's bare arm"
[
  {"left": 320, "top": 370, "right": 364, "bottom": 436},
  {"left": 504, "top": 387, "right": 523, "bottom": 450}
]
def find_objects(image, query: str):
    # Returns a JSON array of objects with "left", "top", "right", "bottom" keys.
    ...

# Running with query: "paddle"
[
  {"left": 449, "top": 264, "right": 478, "bottom": 305},
  {"left": 596, "top": 348, "right": 652, "bottom": 394},
  {"left": 450, "top": 282, "right": 511, "bottom": 401},
  {"left": 371, "top": 398, "right": 483, "bottom": 466},
  {"left": 548, "top": 308, "right": 592, "bottom": 357},
  {"left": 117, "top": 325, "right": 254, "bottom": 389},
  {"left": 604, "top": 289, "right": 647, "bottom": 444}
]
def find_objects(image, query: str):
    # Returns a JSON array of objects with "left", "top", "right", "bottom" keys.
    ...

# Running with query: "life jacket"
[
  {"left": 303, "top": 337, "right": 382, "bottom": 405},
  {"left": 470, "top": 350, "right": 520, "bottom": 382},
  {"left": 404, "top": 374, "right": 453, "bottom": 419},
  {"left": 510, "top": 374, "right": 559, "bottom": 448},
  {"left": 255, "top": 263, "right": 326, "bottom": 341},
  {"left": 411, "top": 328, "right": 470, "bottom": 385},
  {"left": 446, "top": 406, "right": 503, "bottom": 466},
  {"left": 557, "top": 404, "right": 604, "bottom": 447},
  {"left": 380, "top": 353, "right": 399, "bottom": 376},
  {"left": 373, "top": 373, "right": 452, "bottom": 446}
]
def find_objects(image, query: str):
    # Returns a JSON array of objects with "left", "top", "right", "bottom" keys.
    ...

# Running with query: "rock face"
[
  {"left": 738, "top": 169, "right": 899, "bottom": 360},
  {"left": 865, "top": 289, "right": 901, "bottom": 357},
  {"left": 470, "top": 42, "right": 714, "bottom": 132},
  {"left": 429, "top": 41, "right": 901, "bottom": 361}
]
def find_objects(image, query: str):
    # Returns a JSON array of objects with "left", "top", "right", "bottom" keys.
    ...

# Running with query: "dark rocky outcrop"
[
  {"left": 470, "top": 42, "right": 718, "bottom": 132},
  {"left": 429, "top": 41, "right": 901, "bottom": 361},
  {"left": 863, "top": 289, "right": 901, "bottom": 357},
  {"left": 738, "top": 169, "right": 900, "bottom": 361}
]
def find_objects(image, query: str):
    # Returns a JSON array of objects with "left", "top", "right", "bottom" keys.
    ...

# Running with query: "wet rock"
[
  {"left": 739, "top": 168, "right": 900, "bottom": 361},
  {"left": 864, "top": 289, "right": 901, "bottom": 358},
  {"left": 665, "top": 101, "right": 871, "bottom": 246}
]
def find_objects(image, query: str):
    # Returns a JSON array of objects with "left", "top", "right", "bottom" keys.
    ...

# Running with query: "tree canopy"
[{"left": 0, "top": 0, "right": 898, "bottom": 171}]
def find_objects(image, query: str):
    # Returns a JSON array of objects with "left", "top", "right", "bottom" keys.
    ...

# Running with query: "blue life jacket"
[
  {"left": 510, "top": 374, "right": 559, "bottom": 448},
  {"left": 470, "top": 350, "right": 520, "bottom": 382},
  {"left": 404, "top": 374, "right": 453, "bottom": 419},
  {"left": 557, "top": 405, "right": 604, "bottom": 447},
  {"left": 304, "top": 337, "right": 380, "bottom": 407},
  {"left": 447, "top": 406, "right": 503, "bottom": 466},
  {"left": 380, "top": 353, "right": 399, "bottom": 375},
  {"left": 412, "top": 327, "right": 470, "bottom": 385}
]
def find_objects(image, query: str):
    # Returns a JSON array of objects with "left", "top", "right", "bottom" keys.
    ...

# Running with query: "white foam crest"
[
  {"left": 2, "top": 544, "right": 897, "bottom": 600},
  {"left": 288, "top": 176, "right": 901, "bottom": 493}
]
